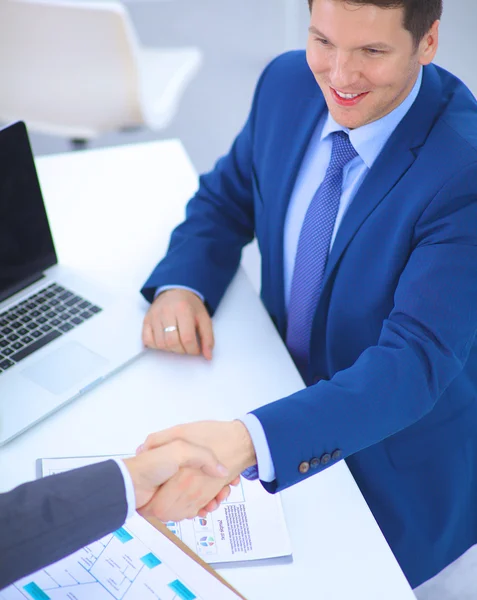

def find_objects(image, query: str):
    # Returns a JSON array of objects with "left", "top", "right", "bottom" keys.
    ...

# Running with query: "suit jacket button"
[
  {"left": 310, "top": 457, "right": 320, "bottom": 469},
  {"left": 320, "top": 453, "right": 331, "bottom": 466},
  {"left": 331, "top": 449, "right": 342, "bottom": 461},
  {"left": 299, "top": 461, "right": 310, "bottom": 474}
]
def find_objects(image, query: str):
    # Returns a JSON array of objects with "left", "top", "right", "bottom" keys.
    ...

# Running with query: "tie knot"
[{"left": 330, "top": 130, "right": 358, "bottom": 171}]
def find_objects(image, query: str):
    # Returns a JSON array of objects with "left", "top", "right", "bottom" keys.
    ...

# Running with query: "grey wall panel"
[{"left": 436, "top": 0, "right": 476, "bottom": 96}]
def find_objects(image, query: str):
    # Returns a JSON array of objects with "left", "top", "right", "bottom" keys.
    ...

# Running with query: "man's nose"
[{"left": 329, "top": 51, "right": 360, "bottom": 89}]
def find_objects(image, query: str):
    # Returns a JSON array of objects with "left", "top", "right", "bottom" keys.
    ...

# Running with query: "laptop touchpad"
[{"left": 22, "top": 342, "right": 108, "bottom": 395}]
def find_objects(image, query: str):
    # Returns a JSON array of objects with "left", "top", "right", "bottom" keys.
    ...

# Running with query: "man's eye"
[
  {"left": 365, "top": 48, "right": 384, "bottom": 55},
  {"left": 315, "top": 37, "right": 330, "bottom": 46}
]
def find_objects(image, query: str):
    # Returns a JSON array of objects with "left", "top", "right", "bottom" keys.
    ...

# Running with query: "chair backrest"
[{"left": 0, "top": 0, "right": 144, "bottom": 138}]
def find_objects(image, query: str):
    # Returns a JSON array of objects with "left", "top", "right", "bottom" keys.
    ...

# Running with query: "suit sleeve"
[
  {"left": 140, "top": 59, "right": 278, "bottom": 313},
  {"left": 0, "top": 459, "right": 128, "bottom": 590},
  {"left": 252, "top": 162, "right": 477, "bottom": 492}
]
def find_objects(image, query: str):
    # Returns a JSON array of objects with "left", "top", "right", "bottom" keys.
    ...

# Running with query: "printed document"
[{"left": 38, "top": 455, "right": 293, "bottom": 565}]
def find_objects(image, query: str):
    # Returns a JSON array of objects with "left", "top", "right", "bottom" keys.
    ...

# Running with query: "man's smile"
[{"left": 330, "top": 86, "right": 370, "bottom": 106}]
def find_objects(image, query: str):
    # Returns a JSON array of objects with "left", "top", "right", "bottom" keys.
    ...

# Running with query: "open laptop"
[{"left": 0, "top": 121, "right": 145, "bottom": 446}]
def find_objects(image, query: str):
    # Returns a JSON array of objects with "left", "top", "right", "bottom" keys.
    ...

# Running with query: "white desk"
[{"left": 0, "top": 140, "right": 416, "bottom": 600}]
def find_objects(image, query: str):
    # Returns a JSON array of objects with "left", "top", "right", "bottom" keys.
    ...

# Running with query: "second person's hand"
[
  {"left": 137, "top": 421, "right": 257, "bottom": 520},
  {"left": 123, "top": 440, "right": 228, "bottom": 511},
  {"left": 142, "top": 288, "right": 214, "bottom": 360}
]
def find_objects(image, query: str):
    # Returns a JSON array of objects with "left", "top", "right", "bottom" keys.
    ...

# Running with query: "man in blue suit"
[{"left": 139, "top": 0, "right": 477, "bottom": 589}]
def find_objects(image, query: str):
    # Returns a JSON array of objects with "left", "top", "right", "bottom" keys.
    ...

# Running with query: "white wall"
[{"left": 435, "top": 0, "right": 476, "bottom": 95}]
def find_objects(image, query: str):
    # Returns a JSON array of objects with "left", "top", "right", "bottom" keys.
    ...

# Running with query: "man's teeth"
[{"left": 335, "top": 90, "right": 362, "bottom": 99}]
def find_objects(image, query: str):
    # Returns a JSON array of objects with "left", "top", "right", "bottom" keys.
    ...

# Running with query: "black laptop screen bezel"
[{"left": 0, "top": 121, "right": 58, "bottom": 304}]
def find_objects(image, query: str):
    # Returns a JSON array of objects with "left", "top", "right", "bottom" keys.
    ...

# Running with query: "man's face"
[{"left": 306, "top": 0, "right": 438, "bottom": 129}]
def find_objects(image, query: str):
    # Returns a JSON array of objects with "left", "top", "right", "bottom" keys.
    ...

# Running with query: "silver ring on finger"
[{"left": 163, "top": 325, "right": 178, "bottom": 333}]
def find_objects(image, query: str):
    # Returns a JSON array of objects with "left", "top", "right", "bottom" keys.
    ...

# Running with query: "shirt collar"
[{"left": 320, "top": 68, "right": 423, "bottom": 169}]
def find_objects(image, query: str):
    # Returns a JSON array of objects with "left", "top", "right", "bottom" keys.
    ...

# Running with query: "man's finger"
[
  {"left": 177, "top": 311, "right": 201, "bottom": 355},
  {"left": 142, "top": 467, "right": 223, "bottom": 522},
  {"left": 215, "top": 485, "right": 231, "bottom": 504},
  {"left": 141, "top": 427, "right": 181, "bottom": 452},
  {"left": 176, "top": 441, "right": 229, "bottom": 478},
  {"left": 149, "top": 320, "right": 166, "bottom": 351},
  {"left": 142, "top": 322, "right": 155, "bottom": 348},
  {"left": 199, "top": 486, "right": 230, "bottom": 516},
  {"left": 160, "top": 313, "right": 185, "bottom": 354},
  {"left": 146, "top": 300, "right": 168, "bottom": 350},
  {"left": 206, "top": 500, "right": 218, "bottom": 512},
  {"left": 145, "top": 439, "right": 228, "bottom": 478},
  {"left": 196, "top": 311, "right": 214, "bottom": 360}
]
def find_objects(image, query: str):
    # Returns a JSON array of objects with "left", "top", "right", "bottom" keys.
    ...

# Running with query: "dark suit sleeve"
[{"left": 0, "top": 459, "right": 128, "bottom": 590}]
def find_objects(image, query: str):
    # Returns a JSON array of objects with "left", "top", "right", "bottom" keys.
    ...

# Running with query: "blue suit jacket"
[{"left": 142, "top": 52, "right": 477, "bottom": 588}]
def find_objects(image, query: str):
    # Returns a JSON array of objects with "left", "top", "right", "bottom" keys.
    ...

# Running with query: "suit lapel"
[
  {"left": 268, "top": 93, "right": 326, "bottom": 335},
  {"left": 320, "top": 65, "right": 444, "bottom": 298}
]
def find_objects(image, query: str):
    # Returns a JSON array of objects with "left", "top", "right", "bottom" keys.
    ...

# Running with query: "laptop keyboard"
[{"left": 0, "top": 283, "right": 102, "bottom": 373}]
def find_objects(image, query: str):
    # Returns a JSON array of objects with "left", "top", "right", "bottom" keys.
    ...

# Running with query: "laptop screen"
[{"left": 0, "top": 122, "right": 57, "bottom": 303}]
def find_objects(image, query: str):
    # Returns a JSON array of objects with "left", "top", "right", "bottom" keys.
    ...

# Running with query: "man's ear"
[{"left": 418, "top": 20, "right": 439, "bottom": 66}]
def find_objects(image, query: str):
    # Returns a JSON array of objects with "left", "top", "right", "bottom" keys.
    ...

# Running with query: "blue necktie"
[{"left": 286, "top": 131, "right": 358, "bottom": 378}]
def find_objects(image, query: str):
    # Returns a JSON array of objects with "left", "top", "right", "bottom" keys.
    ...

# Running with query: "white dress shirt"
[{"left": 113, "top": 458, "right": 137, "bottom": 520}]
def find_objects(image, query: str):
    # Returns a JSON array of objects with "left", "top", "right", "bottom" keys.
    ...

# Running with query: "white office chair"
[{"left": 0, "top": 0, "right": 202, "bottom": 142}]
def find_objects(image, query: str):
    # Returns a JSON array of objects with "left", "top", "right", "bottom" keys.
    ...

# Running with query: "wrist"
[
  {"left": 232, "top": 420, "right": 257, "bottom": 472},
  {"left": 123, "top": 455, "right": 150, "bottom": 509}
]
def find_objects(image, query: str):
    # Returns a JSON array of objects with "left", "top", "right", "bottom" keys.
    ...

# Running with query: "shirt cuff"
[
  {"left": 113, "top": 458, "right": 137, "bottom": 521},
  {"left": 154, "top": 285, "right": 205, "bottom": 303},
  {"left": 239, "top": 414, "right": 276, "bottom": 482}
]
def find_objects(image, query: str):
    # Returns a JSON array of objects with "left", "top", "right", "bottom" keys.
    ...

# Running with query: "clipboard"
[{"left": 147, "top": 517, "right": 247, "bottom": 599}]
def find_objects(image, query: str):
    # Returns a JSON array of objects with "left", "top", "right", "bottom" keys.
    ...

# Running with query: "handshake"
[
  {"left": 123, "top": 420, "right": 257, "bottom": 521},
  {"left": 127, "top": 291, "right": 257, "bottom": 521}
]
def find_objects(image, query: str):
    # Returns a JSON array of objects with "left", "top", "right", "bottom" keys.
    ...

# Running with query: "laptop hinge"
[{"left": 0, "top": 272, "right": 46, "bottom": 305}]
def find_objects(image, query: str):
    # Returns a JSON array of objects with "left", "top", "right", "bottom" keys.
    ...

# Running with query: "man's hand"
[
  {"left": 137, "top": 421, "right": 257, "bottom": 521},
  {"left": 142, "top": 289, "right": 214, "bottom": 360},
  {"left": 123, "top": 440, "right": 228, "bottom": 510}
]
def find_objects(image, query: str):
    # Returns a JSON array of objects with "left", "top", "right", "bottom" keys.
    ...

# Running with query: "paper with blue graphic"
[
  {"left": 0, "top": 514, "right": 239, "bottom": 600},
  {"left": 38, "top": 454, "right": 292, "bottom": 566},
  {"left": 1, "top": 454, "right": 292, "bottom": 600},
  {"left": 0, "top": 456, "right": 244, "bottom": 600}
]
